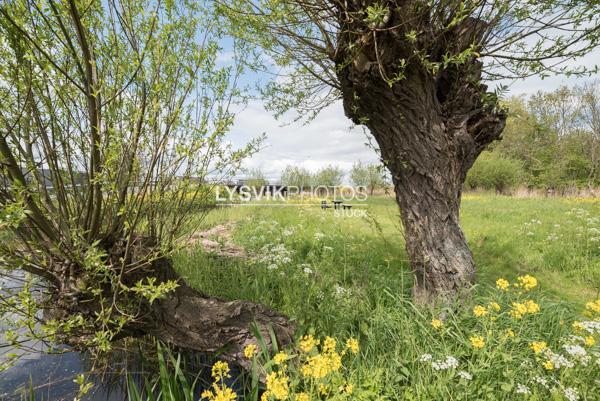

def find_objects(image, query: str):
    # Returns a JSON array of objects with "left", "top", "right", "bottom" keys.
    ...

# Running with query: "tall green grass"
[{"left": 166, "top": 194, "right": 600, "bottom": 400}]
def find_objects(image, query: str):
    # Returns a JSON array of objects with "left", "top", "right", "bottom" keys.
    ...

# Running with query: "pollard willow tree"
[
  {"left": 221, "top": 0, "right": 600, "bottom": 302},
  {"left": 0, "top": 0, "right": 293, "bottom": 367}
]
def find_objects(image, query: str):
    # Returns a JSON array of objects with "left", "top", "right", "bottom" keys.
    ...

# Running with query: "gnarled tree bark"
[
  {"left": 149, "top": 272, "right": 294, "bottom": 368},
  {"left": 47, "top": 245, "right": 294, "bottom": 367},
  {"left": 335, "top": 14, "right": 506, "bottom": 302}
]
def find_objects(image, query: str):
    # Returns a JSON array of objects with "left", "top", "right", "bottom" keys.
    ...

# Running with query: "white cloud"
[
  {"left": 227, "top": 50, "right": 599, "bottom": 182},
  {"left": 228, "top": 100, "right": 379, "bottom": 182}
]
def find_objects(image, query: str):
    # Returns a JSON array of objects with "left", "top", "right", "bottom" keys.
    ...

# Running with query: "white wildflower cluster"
[
  {"left": 542, "top": 349, "right": 574, "bottom": 369},
  {"left": 314, "top": 232, "right": 326, "bottom": 241},
  {"left": 567, "top": 208, "right": 589, "bottom": 218},
  {"left": 562, "top": 344, "right": 590, "bottom": 366},
  {"left": 282, "top": 227, "right": 295, "bottom": 237},
  {"left": 457, "top": 370, "right": 472, "bottom": 380},
  {"left": 257, "top": 243, "right": 293, "bottom": 270},
  {"left": 516, "top": 384, "right": 531, "bottom": 394},
  {"left": 564, "top": 387, "right": 579, "bottom": 401},
  {"left": 299, "top": 263, "right": 313, "bottom": 275},
  {"left": 334, "top": 284, "right": 350, "bottom": 297},
  {"left": 533, "top": 376, "right": 549, "bottom": 389},
  {"left": 577, "top": 321, "right": 600, "bottom": 334},
  {"left": 567, "top": 209, "right": 600, "bottom": 243},
  {"left": 420, "top": 354, "right": 470, "bottom": 379},
  {"left": 587, "top": 216, "right": 599, "bottom": 225},
  {"left": 428, "top": 356, "right": 459, "bottom": 371},
  {"left": 567, "top": 335, "right": 586, "bottom": 343}
]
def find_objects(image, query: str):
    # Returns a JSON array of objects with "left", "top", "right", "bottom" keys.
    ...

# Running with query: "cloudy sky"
[{"left": 227, "top": 49, "right": 600, "bottom": 182}]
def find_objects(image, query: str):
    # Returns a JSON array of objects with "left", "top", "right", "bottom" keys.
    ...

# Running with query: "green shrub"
[{"left": 466, "top": 152, "right": 523, "bottom": 193}]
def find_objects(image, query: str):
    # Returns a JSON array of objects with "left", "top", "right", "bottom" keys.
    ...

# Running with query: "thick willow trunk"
[
  {"left": 360, "top": 79, "right": 478, "bottom": 301},
  {"left": 49, "top": 255, "right": 294, "bottom": 366},
  {"left": 390, "top": 163, "right": 475, "bottom": 302},
  {"left": 337, "top": 50, "right": 505, "bottom": 302},
  {"left": 149, "top": 278, "right": 294, "bottom": 367}
]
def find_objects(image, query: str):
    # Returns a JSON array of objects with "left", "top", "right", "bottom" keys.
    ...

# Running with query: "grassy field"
[{"left": 171, "top": 194, "right": 600, "bottom": 401}]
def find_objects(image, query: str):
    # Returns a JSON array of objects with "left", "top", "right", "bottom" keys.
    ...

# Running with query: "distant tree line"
[
  {"left": 467, "top": 82, "right": 599, "bottom": 193},
  {"left": 245, "top": 162, "right": 389, "bottom": 194}
]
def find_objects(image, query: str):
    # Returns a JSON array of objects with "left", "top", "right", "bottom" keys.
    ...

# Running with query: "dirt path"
[{"left": 187, "top": 221, "right": 247, "bottom": 258}]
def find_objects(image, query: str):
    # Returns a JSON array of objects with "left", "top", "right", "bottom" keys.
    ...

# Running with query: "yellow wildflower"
[
  {"left": 323, "top": 336, "right": 336, "bottom": 353},
  {"left": 302, "top": 352, "right": 341, "bottom": 379},
  {"left": 211, "top": 361, "right": 230, "bottom": 380},
  {"left": 266, "top": 372, "right": 289, "bottom": 400},
  {"left": 585, "top": 299, "right": 600, "bottom": 316},
  {"left": 516, "top": 275, "right": 537, "bottom": 291},
  {"left": 489, "top": 302, "right": 501, "bottom": 312},
  {"left": 573, "top": 321, "right": 584, "bottom": 333},
  {"left": 346, "top": 337, "right": 359, "bottom": 354},
  {"left": 431, "top": 319, "right": 443, "bottom": 329},
  {"left": 295, "top": 393, "right": 309, "bottom": 401},
  {"left": 299, "top": 335, "right": 318, "bottom": 353},
  {"left": 273, "top": 352, "right": 288, "bottom": 365},
  {"left": 524, "top": 300, "right": 540, "bottom": 314},
  {"left": 585, "top": 336, "right": 595, "bottom": 347},
  {"left": 470, "top": 335, "right": 485, "bottom": 349},
  {"left": 201, "top": 383, "right": 237, "bottom": 401},
  {"left": 496, "top": 278, "right": 510, "bottom": 290},
  {"left": 243, "top": 344, "right": 257, "bottom": 359},
  {"left": 473, "top": 305, "right": 488, "bottom": 317},
  {"left": 529, "top": 341, "right": 547, "bottom": 354},
  {"left": 510, "top": 302, "right": 528, "bottom": 319},
  {"left": 505, "top": 329, "right": 515, "bottom": 338},
  {"left": 345, "top": 384, "right": 354, "bottom": 394},
  {"left": 543, "top": 360, "right": 554, "bottom": 370},
  {"left": 319, "top": 384, "right": 328, "bottom": 396}
]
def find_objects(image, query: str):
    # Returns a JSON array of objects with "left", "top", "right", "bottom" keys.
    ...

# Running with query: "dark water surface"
[
  {"left": 0, "top": 349, "right": 129, "bottom": 400},
  {"left": 0, "top": 343, "right": 242, "bottom": 401},
  {"left": 0, "top": 275, "right": 244, "bottom": 400}
]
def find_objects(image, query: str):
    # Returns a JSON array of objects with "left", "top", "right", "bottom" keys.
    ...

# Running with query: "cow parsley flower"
[
  {"left": 564, "top": 387, "right": 579, "bottom": 401},
  {"left": 533, "top": 376, "right": 549, "bottom": 389},
  {"left": 457, "top": 370, "right": 472, "bottom": 380},
  {"left": 543, "top": 349, "right": 574, "bottom": 369},
  {"left": 516, "top": 384, "right": 531, "bottom": 394},
  {"left": 432, "top": 356, "right": 459, "bottom": 370}
]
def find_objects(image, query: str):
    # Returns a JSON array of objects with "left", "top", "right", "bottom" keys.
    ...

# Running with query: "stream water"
[
  {"left": 0, "top": 274, "right": 243, "bottom": 401},
  {"left": 0, "top": 273, "right": 138, "bottom": 400},
  {"left": 0, "top": 348, "right": 129, "bottom": 400}
]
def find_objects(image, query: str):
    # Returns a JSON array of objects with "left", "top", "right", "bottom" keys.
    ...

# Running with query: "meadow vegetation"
[{"left": 157, "top": 194, "right": 600, "bottom": 401}]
